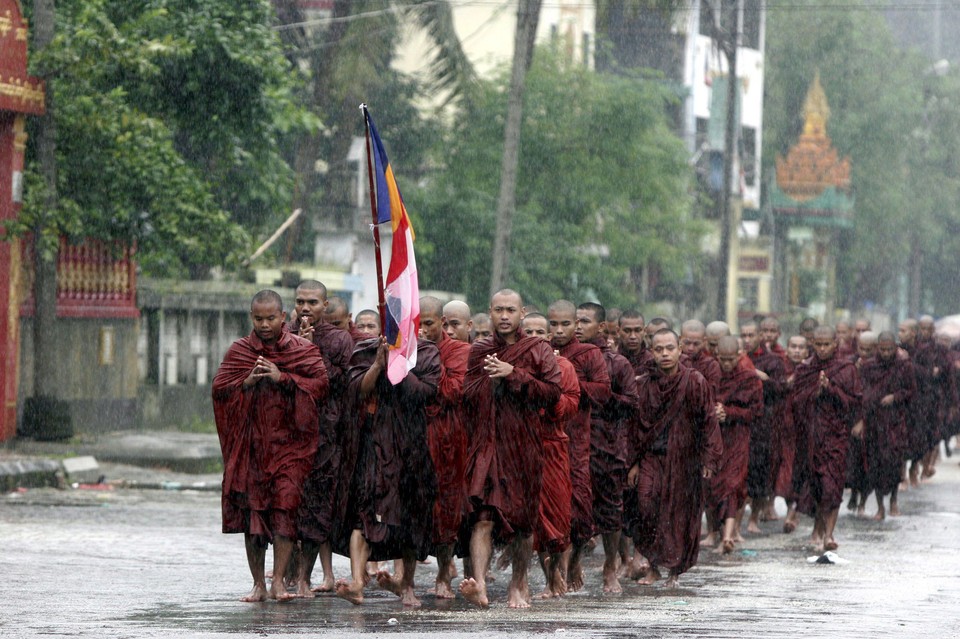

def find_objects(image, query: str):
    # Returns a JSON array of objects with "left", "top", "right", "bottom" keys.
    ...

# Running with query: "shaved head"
[
  {"left": 705, "top": 321, "right": 730, "bottom": 338},
  {"left": 813, "top": 325, "right": 837, "bottom": 340},
  {"left": 252, "top": 289, "right": 283, "bottom": 312},
  {"left": 444, "top": 300, "right": 470, "bottom": 318},
  {"left": 681, "top": 319, "right": 706, "bottom": 335},
  {"left": 548, "top": 299, "right": 577, "bottom": 317},
  {"left": 717, "top": 335, "right": 739, "bottom": 356},
  {"left": 420, "top": 295, "right": 444, "bottom": 317},
  {"left": 859, "top": 331, "right": 878, "bottom": 345},
  {"left": 296, "top": 279, "right": 327, "bottom": 299}
]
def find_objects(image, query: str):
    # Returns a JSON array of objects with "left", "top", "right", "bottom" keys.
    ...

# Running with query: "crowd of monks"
[{"left": 212, "top": 281, "right": 958, "bottom": 607}]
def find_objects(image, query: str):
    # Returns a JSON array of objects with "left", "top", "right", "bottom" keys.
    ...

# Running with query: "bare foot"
[
  {"left": 664, "top": 574, "right": 680, "bottom": 588},
  {"left": 459, "top": 577, "right": 489, "bottom": 609},
  {"left": 824, "top": 538, "right": 838, "bottom": 551},
  {"left": 871, "top": 509, "right": 886, "bottom": 521},
  {"left": 270, "top": 582, "right": 297, "bottom": 602},
  {"left": 240, "top": 584, "right": 268, "bottom": 602},
  {"left": 890, "top": 503, "right": 902, "bottom": 517},
  {"left": 761, "top": 505, "right": 780, "bottom": 521},
  {"left": 846, "top": 495, "right": 857, "bottom": 511},
  {"left": 602, "top": 567, "right": 622, "bottom": 594},
  {"left": 311, "top": 575, "right": 335, "bottom": 593},
  {"left": 400, "top": 585, "right": 422, "bottom": 608},
  {"left": 296, "top": 579, "right": 315, "bottom": 599},
  {"left": 733, "top": 532, "right": 744, "bottom": 543},
  {"left": 783, "top": 520, "right": 796, "bottom": 534},
  {"left": 568, "top": 562, "right": 584, "bottom": 592},
  {"left": 376, "top": 570, "right": 403, "bottom": 597},
  {"left": 746, "top": 520, "right": 762, "bottom": 534},
  {"left": 856, "top": 506, "right": 866, "bottom": 518},
  {"left": 722, "top": 539, "right": 735, "bottom": 554},
  {"left": 435, "top": 578, "right": 456, "bottom": 599},
  {"left": 335, "top": 579, "right": 364, "bottom": 605},
  {"left": 636, "top": 566, "right": 661, "bottom": 585},
  {"left": 507, "top": 583, "right": 531, "bottom": 608},
  {"left": 703, "top": 532, "right": 718, "bottom": 547}
]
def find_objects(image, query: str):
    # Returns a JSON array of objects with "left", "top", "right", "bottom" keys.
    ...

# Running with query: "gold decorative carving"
[
  {"left": 0, "top": 77, "right": 45, "bottom": 108},
  {"left": 775, "top": 70, "right": 851, "bottom": 202}
]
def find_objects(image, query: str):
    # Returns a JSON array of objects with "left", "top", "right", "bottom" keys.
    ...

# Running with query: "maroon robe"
[
  {"left": 536, "top": 355, "right": 578, "bottom": 554},
  {"left": 426, "top": 332, "right": 470, "bottom": 546},
  {"left": 844, "top": 355, "right": 870, "bottom": 493},
  {"left": 860, "top": 355, "right": 915, "bottom": 496},
  {"left": 290, "top": 319, "right": 355, "bottom": 545},
  {"left": 619, "top": 343, "right": 655, "bottom": 378},
  {"left": 708, "top": 360, "right": 763, "bottom": 523},
  {"left": 789, "top": 354, "right": 862, "bottom": 515},
  {"left": 628, "top": 366, "right": 723, "bottom": 575},
  {"left": 556, "top": 339, "right": 611, "bottom": 546},
  {"left": 213, "top": 328, "right": 329, "bottom": 541},
  {"left": 335, "top": 340, "right": 440, "bottom": 561},
  {"left": 908, "top": 338, "right": 955, "bottom": 459},
  {"left": 681, "top": 349, "right": 721, "bottom": 395},
  {"left": 587, "top": 336, "right": 638, "bottom": 535},
  {"left": 347, "top": 321, "right": 369, "bottom": 344},
  {"left": 618, "top": 343, "right": 655, "bottom": 536},
  {"left": 463, "top": 330, "right": 562, "bottom": 541},
  {"left": 746, "top": 344, "right": 788, "bottom": 501},
  {"left": 777, "top": 359, "right": 798, "bottom": 498}
]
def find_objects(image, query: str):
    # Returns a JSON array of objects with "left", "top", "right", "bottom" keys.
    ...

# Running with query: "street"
[{"left": 1, "top": 460, "right": 959, "bottom": 638}]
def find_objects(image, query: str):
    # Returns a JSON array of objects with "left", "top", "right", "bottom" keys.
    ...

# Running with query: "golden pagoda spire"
[{"left": 802, "top": 70, "right": 830, "bottom": 138}]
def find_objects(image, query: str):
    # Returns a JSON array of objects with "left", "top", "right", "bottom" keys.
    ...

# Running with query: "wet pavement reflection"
[{"left": 2, "top": 459, "right": 959, "bottom": 638}]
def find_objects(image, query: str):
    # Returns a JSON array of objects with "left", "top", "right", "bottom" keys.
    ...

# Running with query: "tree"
[{"left": 408, "top": 46, "right": 703, "bottom": 310}]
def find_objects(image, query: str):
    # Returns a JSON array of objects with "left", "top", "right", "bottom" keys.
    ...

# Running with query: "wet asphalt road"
[{"left": 1, "top": 458, "right": 959, "bottom": 639}]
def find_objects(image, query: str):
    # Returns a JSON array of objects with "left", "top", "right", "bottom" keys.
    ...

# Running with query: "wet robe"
[
  {"left": 426, "top": 332, "right": 471, "bottom": 547},
  {"left": 747, "top": 344, "right": 788, "bottom": 501},
  {"left": 707, "top": 360, "right": 763, "bottom": 523},
  {"left": 629, "top": 366, "right": 722, "bottom": 576},
  {"left": 682, "top": 349, "right": 721, "bottom": 395},
  {"left": 860, "top": 355, "right": 915, "bottom": 496},
  {"left": 463, "top": 330, "right": 562, "bottom": 542},
  {"left": 618, "top": 343, "right": 655, "bottom": 537},
  {"left": 213, "top": 328, "right": 329, "bottom": 541},
  {"left": 556, "top": 339, "right": 611, "bottom": 546},
  {"left": 536, "top": 355, "right": 579, "bottom": 554},
  {"left": 587, "top": 336, "right": 637, "bottom": 535},
  {"left": 789, "top": 355, "right": 862, "bottom": 515},
  {"left": 291, "top": 320, "right": 355, "bottom": 545},
  {"left": 908, "top": 338, "right": 955, "bottom": 459},
  {"left": 336, "top": 340, "right": 441, "bottom": 561},
  {"left": 844, "top": 355, "right": 870, "bottom": 495}
]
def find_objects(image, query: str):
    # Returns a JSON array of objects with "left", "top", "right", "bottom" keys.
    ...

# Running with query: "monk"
[
  {"left": 325, "top": 296, "right": 368, "bottom": 343},
  {"left": 707, "top": 336, "right": 762, "bottom": 553},
  {"left": 522, "top": 313, "right": 577, "bottom": 598},
  {"left": 859, "top": 331, "right": 915, "bottom": 520},
  {"left": 628, "top": 329, "right": 723, "bottom": 588},
  {"left": 680, "top": 319, "right": 721, "bottom": 394},
  {"left": 742, "top": 321, "right": 788, "bottom": 532},
  {"left": 644, "top": 317, "right": 672, "bottom": 348},
  {"left": 605, "top": 308, "right": 623, "bottom": 349},
  {"left": 799, "top": 317, "right": 819, "bottom": 357},
  {"left": 761, "top": 316, "right": 787, "bottom": 361},
  {"left": 781, "top": 335, "right": 808, "bottom": 533},
  {"left": 354, "top": 309, "right": 381, "bottom": 338},
  {"left": 915, "top": 315, "right": 956, "bottom": 480},
  {"left": 836, "top": 320, "right": 855, "bottom": 360},
  {"left": 460, "top": 289, "right": 562, "bottom": 609},
  {"left": 549, "top": 300, "right": 611, "bottom": 592},
  {"left": 789, "top": 326, "right": 861, "bottom": 552},
  {"left": 845, "top": 332, "right": 877, "bottom": 516},
  {"left": 213, "top": 290, "right": 329, "bottom": 602},
  {"left": 705, "top": 321, "right": 731, "bottom": 357},
  {"left": 418, "top": 296, "right": 470, "bottom": 599},
  {"left": 289, "top": 280, "right": 356, "bottom": 597},
  {"left": 576, "top": 302, "right": 637, "bottom": 594},
  {"left": 618, "top": 310, "right": 654, "bottom": 378},
  {"left": 443, "top": 300, "right": 473, "bottom": 343},
  {"left": 471, "top": 312, "right": 493, "bottom": 341},
  {"left": 333, "top": 335, "right": 441, "bottom": 607}
]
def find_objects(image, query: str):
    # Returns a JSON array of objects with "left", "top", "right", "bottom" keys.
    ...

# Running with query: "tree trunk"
[
  {"left": 489, "top": 0, "right": 542, "bottom": 296},
  {"left": 32, "top": 0, "right": 59, "bottom": 399}
]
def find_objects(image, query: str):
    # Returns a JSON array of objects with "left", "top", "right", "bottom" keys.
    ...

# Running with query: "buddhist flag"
[{"left": 365, "top": 107, "right": 419, "bottom": 385}]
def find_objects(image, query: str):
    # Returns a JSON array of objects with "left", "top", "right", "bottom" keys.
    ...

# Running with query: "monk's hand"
[
  {"left": 702, "top": 467, "right": 714, "bottom": 479},
  {"left": 298, "top": 316, "right": 315, "bottom": 341},
  {"left": 755, "top": 369, "right": 769, "bottom": 382},
  {"left": 818, "top": 370, "right": 829, "bottom": 391},
  {"left": 627, "top": 464, "right": 640, "bottom": 487},
  {"left": 369, "top": 338, "right": 388, "bottom": 373},
  {"left": 484, "top": 354, "right": 514, "bottom": 378},
  {"left": 714, "top": 402, "right": 726, "bottom": 423},
  {"left": 880, "top": 393, "right": 895, "bottom": 407},
  {"left": 933, "top": 366, "right": 941, "bottom": 378},
  {"left": 255, "top": 357, "right": 282, "bottom": 383},
  {"left": 851, "top": 420, "right": 864, "bottom": 439}
]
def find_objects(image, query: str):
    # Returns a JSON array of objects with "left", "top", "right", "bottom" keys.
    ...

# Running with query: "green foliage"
[
  {"left": 18, "top": 0, "right": 317, "bottom": 276},
  {"left": 408, "top": 46, "right": 702, "bottom": 310}
]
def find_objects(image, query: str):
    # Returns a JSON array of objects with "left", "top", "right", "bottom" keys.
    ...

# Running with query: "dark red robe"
[
  {"left": 777, "top": 359, "right": 798, "bottom": 499},
  {"left": 707, "top": 360, "right": 763, "bottom": 523},
  {"left": 618, "top": 343, "right": 655, "bottom": 537},
  {"left": 907, "top": 338, "right": 955, "bottom": 459},
  {"left": 290, "top": 320, "right": 356, "bottom": 545},
  {"left": 555, "top": 339, "right": 611, "bottom": 546},
  {"left": 426, "top": 332, "right": 471, "bottom": 546},
  {"left": 789, "top": 354, "right": 862, "bottom": 515},
  {"left": 618, "top": 344, "right": 655, "bottom": 378},
  {"left": 213, "top": 328, "right": 329, "bottom": 541},
  {"left": 746, "top": 343, "right": 788, "bottom": 501},
  {"left": 347, "top": 321, "right": 369, "bottom": 344},
  {"left": 587, "top": 336, "right": 637, "bottom": 535},
  {"left": 628, "top": 366, "right": 722, "bottom": 575},
  {"left": 335, "top": 340, "right": 441, "bottom": 561},
  {"left": 463, "top": 330, "right": 562, "bottom": 542},
  {"left": 536, "top": 355, "right": 578, "bottom": 554},
  {"left": 860, "top": 355, "right": 915, "bottom": 496},
  {"left": 681, "top": 349, "right": 721, "bottom": 395}
]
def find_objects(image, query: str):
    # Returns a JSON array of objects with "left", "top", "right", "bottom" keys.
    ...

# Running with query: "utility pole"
[{"left": 711, "top": 0, "right": 741, "bottom": 323}]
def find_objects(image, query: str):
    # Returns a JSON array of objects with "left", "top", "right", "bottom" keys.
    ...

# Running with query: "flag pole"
[{"left": 361, "top": 104, "right": 388, "bottom": 336}]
